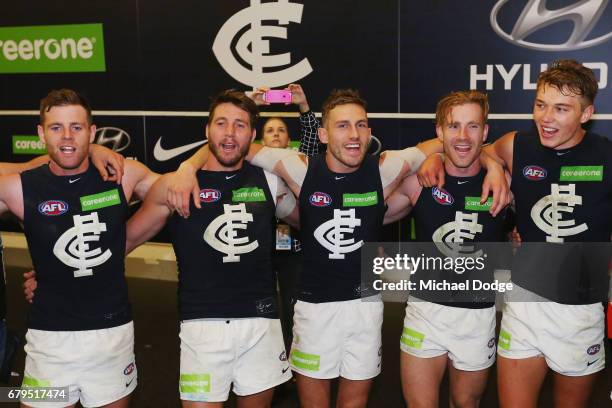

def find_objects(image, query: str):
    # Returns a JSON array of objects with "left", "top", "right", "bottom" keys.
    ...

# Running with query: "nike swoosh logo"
[
  {"left": 126, "top": 377, "right": 135, "bottom": 388},
  {"left": 457, "top": 180, "right": 469, "bottom": 185},
  {"left": 69, "top": 178, "right": 81, "bottom": 184},
  {"left": 334, "top": 176, "right": 346, "bottom": 180},
  {"left": 153, "top": 137, "right": 206, "bottom": 162},
  {"left": 226, "top": 174, "right": 237, "bottom": 180},
  {"left": 488, "top": 353, "right": 495, "bottom": 359},
  {"left": 282, "top": 366, "right": 290, "bottom": 374},
  {"left": 587, "top": 359, "right": 599, "bottom": 366},
  {"left": 556, "top": 151, "right": 570, "bottom": 156}
]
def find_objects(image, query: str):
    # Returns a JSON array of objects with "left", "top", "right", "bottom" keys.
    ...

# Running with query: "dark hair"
[
  {"left": 321, "top": 89, "right": 367, "bottom": 126},
  {"left": 209, "top": 89, "right": 259, "bottom": 128},
  {"left": 39, "top": 89, "right": 92, "bottom": 125},
  {"left": 435, "top": 90, "right": 489, "bottom": 127},
  {"left": 537, "top": 60, "right": 598, "bottom": 107}
]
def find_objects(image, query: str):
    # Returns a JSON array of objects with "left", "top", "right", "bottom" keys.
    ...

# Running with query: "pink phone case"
[{"left": 264, "top": 90, "right": 292, "bottom": 103}]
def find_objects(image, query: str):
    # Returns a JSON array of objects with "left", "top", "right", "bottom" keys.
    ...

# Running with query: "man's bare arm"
[
  {"left": 249, "top": 144, "right": 307, "bottom": 198},
  {"left": 383, "top": 174, "right": 421, "bottom": 225},
  {"left": 126, "top": 174, "right": 173, "bottom": 253},
  {"left": 120, "top": 160, "right": 160, "bottom": 202},
  {"left": 0, "top": 156, "right": 49, "bottom": 176},
  {"left": 0, "top": 174, "right": 24, "bottom": 220},
  {"left": 482, "top": 131, "right": 515, "bottom": 174},
  {"left": 379, "top": 138, "right": 443, "bottom": 199}
]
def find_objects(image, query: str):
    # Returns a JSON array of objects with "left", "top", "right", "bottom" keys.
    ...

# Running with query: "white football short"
[
  {"left": 290, "top": 296, "right": 383, "bottom": 380},
  {"left": 400, "top": 299, "right": 496, "bottom": 371},
  {"left": 179, "top": 318, "right": 291, "bottom": 402},
  {"left": 22, "top": 321, "right": 136, "bottom": 408}
]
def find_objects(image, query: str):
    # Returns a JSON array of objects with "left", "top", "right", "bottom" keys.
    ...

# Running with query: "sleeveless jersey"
[
  {"left": 511, "top": 131, "right": 612, "bottom": 303},
  {"left": 298, "top": 154, "right": 386, "bottom": 303},
  {"left": 169, "top": 162, "right": 278, "bottom": 320},
  {"left": 411, "top": 169, "right": 506, "bottom": 308},
  {"left": 21, "top": 162, "right": 130, "bottom": 331}
]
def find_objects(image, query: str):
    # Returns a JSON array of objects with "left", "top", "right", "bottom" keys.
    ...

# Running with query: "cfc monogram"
[
  {"left": 432, "top": 211, "right": 484, "bottom": 259},
  {"left": 212, "top": 0, "right": 312, "bottom": 87},
  {"left": 204, "top": 203, "right": 259, "bottom": 262},
  {"left": 531, "top": 184, "right": 588, "bottom": 242},
  {"left": 314, "top": 209, "right": 363, "bottom": 259},
  {"left": 53, "top": 212, "right": 112, "bottom": 277}
]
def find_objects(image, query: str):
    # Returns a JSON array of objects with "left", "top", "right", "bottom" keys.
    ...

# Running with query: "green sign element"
[
  {"left": 232, "top": 187, "right": 266, "bottom": 202},
  {"left": 559, "top": 166, "right": 603, "bottom": 182},
  {"left": 290, "top": 349, "right": 320, "bottom": 371},
  {"left": 498, "top": 330, "right": 511, "bottom": 351},
  {"left": 179, "top": 373, "right": 211, "bottom": 393},
  {"left": 465, "top": 197, "right": 492, "bottom": 212},
  {"left": 12, "top": 135, "right": 46, "bottom": 154},
  {"left": 80, "top": 189, "right": 120, "bottom": 211},
  {"left": 0, "top": 23, "right": 106, "bottom": 73},
  {"left": 23, "top": 377, "right": 51, "bottom": 387},
  {"left": 343, "top": 192, "right": 378, "bottom": 207},
  {"left": 401, "top": 327, "right": 425, "bottom": 349}
]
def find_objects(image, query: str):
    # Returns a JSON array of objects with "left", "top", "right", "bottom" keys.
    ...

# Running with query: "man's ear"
[
  {"left": 318, "top": 127, "right": 329, "bottom": 144},
  {"left": 580, "top": 104, "right": 594, "bottom": 124},
  {"left": 251, "top": 129, "right": 256, "bottom": 143},
  {"left": 482, "top": 124, "right": 489, "bottom": 143},
  {"left": 37, "top": 125, "right": 45, "bottom": 143},
  {"left": 89, "top": 124, "right": 96, "bottom": 143},
  {"left": 435, "top": 125, "right": 444, "bottom": 142}
]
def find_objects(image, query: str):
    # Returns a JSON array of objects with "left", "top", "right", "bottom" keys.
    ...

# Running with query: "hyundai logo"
[
  {"left": 94, "top": 127, "right": 131, "bottom": 153},
  {"left": 490, "top": 0, "right": 612, "bottom": 51}
]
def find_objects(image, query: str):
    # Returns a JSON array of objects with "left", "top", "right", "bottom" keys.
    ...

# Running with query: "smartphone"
[{"left": 264, "top": 89, "right": 292, "bottom": 104}]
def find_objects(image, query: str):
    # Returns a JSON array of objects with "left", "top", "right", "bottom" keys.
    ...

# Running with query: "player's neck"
[
  {"left": 203, "top": 154, "right": 244, "bottom": 172},
  {"left": 48, "top": 158, "right": 89, "bottom": 176},
  {"left": 444, "top": 159, "right": 480, "bottom": 178}
]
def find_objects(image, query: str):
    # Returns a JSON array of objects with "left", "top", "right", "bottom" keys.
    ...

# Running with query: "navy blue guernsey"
[
  {"left": 410, "top": 169, "right": 507, "bottom": 308},
  {"left": 511, "top": 131, "right": 612, "bottom": 303},
  {"left": 298, "top": 154, "right": 386, "bottom": 303},
  {"left": 170, "top": 162, "right": 278, "bottom": 320},
  {"left": 21, "top": 162, "right": 130, "bottom": 331}
]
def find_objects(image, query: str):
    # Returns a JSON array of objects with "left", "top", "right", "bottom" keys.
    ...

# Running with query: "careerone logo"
[
  {"left": 0, "top": 23, "right": 106, "bottom": 73},
  {"left": 12, "top": 135, "right": 46, "bottom": 154}
]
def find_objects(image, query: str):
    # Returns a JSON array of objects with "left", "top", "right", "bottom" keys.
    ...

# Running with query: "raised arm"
[
  {"left": 166, "top": 146, "right": 209, "bottom": 217},
  {"left": 0, "top": 174, "right": 24, "bottom": 220},
  {"left": 89, "top": 144, "right": 125, "bottom": 184},
  {"left": 0, "top": 155, "right": 49, "bottom": 176},
  {"left": 249, "top": 144, "right": 307, "bottom": 197},
  {"left": 120, "top": 160, "right": 160, "bottom": 203},
  {"left": 384, "top": 174, "right": 421, "bottom": 225},
  {"left": 273, "top": 175, "right": 299, "bottom": 228},
  {"left": 287, "top": 84, "right": 321, "bottom": 157},
  {"left": 379, "top": 138, "right": 442, "bottom": 199},
  {"left": 482, "top": 131, "right": 515, "bottom": 173},
  {"left": 126, "top": 173, "right": 173, "bottom": 253}
]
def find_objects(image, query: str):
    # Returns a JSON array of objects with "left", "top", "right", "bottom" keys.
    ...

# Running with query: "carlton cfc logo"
[
  {"left": 432, "top": 187, "right": 454, "bottom": 205},
  {"left": 523, "top": 165, "right": 547, "bottom": 181},
  {"left": 310, "top": 192, "right": 332, "bottom": 207},
  {"left": 200, "top": 189, "right": 221, "bottom": 203},
  {"left": 38, "top": 200, "right": 68, "bottom": 216}
]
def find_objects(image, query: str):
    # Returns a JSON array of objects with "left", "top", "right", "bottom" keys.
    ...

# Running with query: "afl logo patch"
[
  {"left": 587, "top": 344, "right": 601, "bottom": 356},
  {"left": 432, "top": 187, "right": 454, "bottom": 205},
  {"left": 309, "top": 192, "right": 332, "bottom": 207},
  {"left": 488, "top": 337, "right": 495, "bottom": 348},
  {"left": 123, "top": 362, "right": 135, "bottom": 375},
  {"left": 522, "top": 165, "right": 547, "bottom": 181},
  {"left": 38, "top": 200, "right": 68, "bottom": 216},
  {"left": 200, "top": 189, "right": 221, "bottom": 203}
]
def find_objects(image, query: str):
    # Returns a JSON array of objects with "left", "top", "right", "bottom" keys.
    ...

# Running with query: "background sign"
[{"left": 1, "top": 0, "right": 611, "bottom": 240}]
